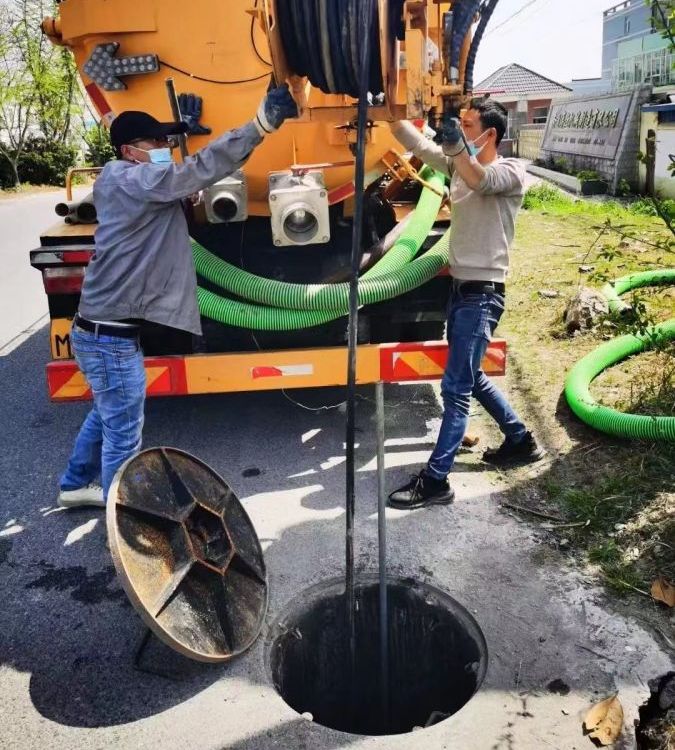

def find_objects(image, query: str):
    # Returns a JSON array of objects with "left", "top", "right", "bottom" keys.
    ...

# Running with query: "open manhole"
[{"left": 268, "top": 576, "right": 488, "bottom": 736}]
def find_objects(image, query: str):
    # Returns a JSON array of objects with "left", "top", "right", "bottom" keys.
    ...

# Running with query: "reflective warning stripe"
[
  {"left": 47, "top": 358, "right": 187, "bottom": 402},
  {"left": 252, "top": 364, "right": 314, "bottom": 379},
  {"left": 84, "top": 83, "right": 115, "bottom": 126},
  {"left": 379, "top": 340, "right": 506, "bottom": 382},
  {"left": 45, "top": 341, "right": 506, "bottom": 401}
]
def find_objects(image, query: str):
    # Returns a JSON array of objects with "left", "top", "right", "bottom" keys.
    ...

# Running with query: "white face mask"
[{"left": 130, "top": 146, "right": 173, "bottom": 164}]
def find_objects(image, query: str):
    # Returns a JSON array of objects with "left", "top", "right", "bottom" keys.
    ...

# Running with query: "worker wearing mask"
[
  {"left": 58, "top": 85, "right": 298, "bottom": 509},
  {"left": 388, "top": 98, "right": 545, "bottom": 511}
]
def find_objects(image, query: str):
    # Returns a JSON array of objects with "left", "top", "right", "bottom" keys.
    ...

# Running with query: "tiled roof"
[{"left": 474, "top": 63, "right": 572, "bottom": 96}]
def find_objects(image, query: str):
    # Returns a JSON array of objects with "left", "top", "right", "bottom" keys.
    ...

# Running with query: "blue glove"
[
  {"left": 255, "top": 84, "right": 298, "bottom": 135},
  {"left": 441, "top": 117, "right": 466, "bottom": 157},
  {"left": 178, "top": 93, "right": 211, "bottom": 136}
]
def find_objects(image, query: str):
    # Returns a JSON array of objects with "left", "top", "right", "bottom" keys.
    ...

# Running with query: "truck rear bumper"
[{"left": 46, "top": 340, "right": 507, "bottom": 401}]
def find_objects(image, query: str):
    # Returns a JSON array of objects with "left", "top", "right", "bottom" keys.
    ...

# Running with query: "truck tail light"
[{"left": 43, "top": 266, "right": 85, "bottom": 294}]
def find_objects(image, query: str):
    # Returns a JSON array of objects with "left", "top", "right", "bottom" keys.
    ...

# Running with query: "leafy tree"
[{"left": 0, "top": 4, "right": 36, "bottom": 186}]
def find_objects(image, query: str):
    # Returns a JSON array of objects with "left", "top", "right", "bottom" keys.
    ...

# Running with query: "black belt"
[
  {"left": 456, "top": 280, "right": 506, "bottom": 295},
  {"left": 74, "top": 314, "right": 140, "bottom": 339}
]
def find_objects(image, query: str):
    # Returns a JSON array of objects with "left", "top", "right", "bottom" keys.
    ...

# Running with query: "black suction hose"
[
  {"left": 464, "top": 0, "right": 500, "bottom": 93},
  {"left": 278, "top": 0, "right": 382, "bottom": 96},
  {"left": 450, "top": 0, "right": 482, "bottom": 76}
]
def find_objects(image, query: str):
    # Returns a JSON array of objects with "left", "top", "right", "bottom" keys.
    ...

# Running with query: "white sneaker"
[{"left": 57, "top": 483, "right": 105, "bottom": 509}]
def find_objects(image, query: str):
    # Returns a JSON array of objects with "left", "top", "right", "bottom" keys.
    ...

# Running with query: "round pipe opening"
[
  {"left": 282, "top": 204, "right": 319, "bottom": 244},
  {"left": 268, "top": 577, "right": 487, "bottom": 736},
  {"left": 76, "top": 202, "right": 97, "bottom": 222},
  {"left": 212, "top": 194, "right": 239, "bottom": 222}
]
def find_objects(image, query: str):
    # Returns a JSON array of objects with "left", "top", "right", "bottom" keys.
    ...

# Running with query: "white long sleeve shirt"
[{"left": 391, "top": 121, "right": 526, "bottom": 283}]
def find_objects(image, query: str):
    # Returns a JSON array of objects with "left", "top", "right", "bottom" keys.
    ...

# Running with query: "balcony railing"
[{"left": 612, "top": 48, "right": 675, "bottom": 89}]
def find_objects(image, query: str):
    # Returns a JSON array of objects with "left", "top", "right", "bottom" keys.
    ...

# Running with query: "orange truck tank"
[{"left": 32, "top": 1, "right": 506, "bottom": 400}]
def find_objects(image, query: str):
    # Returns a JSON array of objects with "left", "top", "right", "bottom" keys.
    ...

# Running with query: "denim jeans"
[
  {"left": 60, "top": 324, "right": 146, "bottom": 501},
  {"left": 426, "top": 282, "right": 527, "bottom": 480}
]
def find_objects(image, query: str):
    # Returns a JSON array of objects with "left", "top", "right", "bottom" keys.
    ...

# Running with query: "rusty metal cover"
[{"left": 106, "top": 448, "right": 267, "bottom": 663}]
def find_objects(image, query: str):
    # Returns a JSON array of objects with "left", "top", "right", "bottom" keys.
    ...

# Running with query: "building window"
[
  {"left": 624, "top": 16, "right": 630, "bottom": 35},
  {"left": 532, "top": 106, "right": 549, "bottom": 124}
]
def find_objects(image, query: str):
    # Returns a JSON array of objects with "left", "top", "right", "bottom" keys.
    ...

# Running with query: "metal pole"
[
  {"left": 375, "top": 381, "right": 389, "bottom": 725},
  {"left": 164, "top": 77, "right": 189, "bottom": 160},
  {"left": 345, "top": 0, "right": 375, "bottom": 715}
]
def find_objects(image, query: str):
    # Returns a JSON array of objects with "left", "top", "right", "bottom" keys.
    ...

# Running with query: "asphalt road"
[
  {"left": 0, "top": 187, "right": 89, "bottom": 354},
  {"left": 0, "top": 183, "right": 670, "bottom": 750}
]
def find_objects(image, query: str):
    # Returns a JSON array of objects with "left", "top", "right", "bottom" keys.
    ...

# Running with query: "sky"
[{"left": 473, "top": 0, "right": 620, "bottom": 86}]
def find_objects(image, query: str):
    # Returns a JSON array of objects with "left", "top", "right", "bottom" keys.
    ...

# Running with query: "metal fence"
[{"left": 515, "top": 124, "right": 546, "bottom": 161}]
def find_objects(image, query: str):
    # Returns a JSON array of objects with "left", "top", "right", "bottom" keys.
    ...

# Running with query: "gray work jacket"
[{"left": 78, "top": 121, "right": 263, "bottom": 335}]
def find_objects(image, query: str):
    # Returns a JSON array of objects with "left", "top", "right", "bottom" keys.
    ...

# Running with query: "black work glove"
[
  {"left": 441, "top": 117, "right": 466, "bottom": 157},
  {"left": 255, "top": 83, "right": 299, "bottom": 135},
  {"left": 178, "top": 93, "right": 212, "bottom": 136}
]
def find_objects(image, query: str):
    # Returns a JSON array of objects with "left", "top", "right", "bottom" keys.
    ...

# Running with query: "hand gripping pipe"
[
  {"left": 564, "top": 269, "right": 675, "bottom": 443},
  {"left": 193, "top": 167, "right": 449, "bottom": 329}
]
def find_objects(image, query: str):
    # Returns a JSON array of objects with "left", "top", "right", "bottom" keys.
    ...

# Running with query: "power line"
[{"left": 485, "top": 0, "right": 549, "bottom": 37}]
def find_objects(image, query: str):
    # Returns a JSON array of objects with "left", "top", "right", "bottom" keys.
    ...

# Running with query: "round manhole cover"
[{"left": 107, "top": 448, "right": 267, "bottom": 663}]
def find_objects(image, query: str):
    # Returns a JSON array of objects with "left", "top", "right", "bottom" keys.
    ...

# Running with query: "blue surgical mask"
[
  {"left": 147, "top": 147, "right": 173, "bottom": 164},
  {"left": 467, "top": 131, "right": 488, "bottom": 158},
  {"left": 131, "top": 145, "right": 173, "bottom": 164}
]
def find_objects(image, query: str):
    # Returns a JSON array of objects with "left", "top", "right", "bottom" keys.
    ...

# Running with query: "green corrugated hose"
[
  {"left": 196, "top": 232, "right": 450, "bottom": 330},
  {"left": 193, "top": 167, "right": 448, "bottom": 329},
  {"left": 564, "top": 269, "right": 675, "bottom": 442}
]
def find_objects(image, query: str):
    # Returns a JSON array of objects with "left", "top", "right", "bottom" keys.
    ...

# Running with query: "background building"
[
  {"left": 474, "top": 63, "right": 572, "bottom": 140},
  {"left": 602, "top": 0, "right": 674, "bottom": 91}
]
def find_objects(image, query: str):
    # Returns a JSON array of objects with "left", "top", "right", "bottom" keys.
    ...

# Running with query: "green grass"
[
  {"left": 498, "top": 201, "right": 675, "bottom": 594},
  {"left": 522, "top": 183, "right": 675, "bottom": 224}
]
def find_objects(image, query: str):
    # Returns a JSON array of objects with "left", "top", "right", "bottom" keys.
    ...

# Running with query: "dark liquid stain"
[
  {"left": 25, "top": 562, "right": 126, "bottom": 605},
  {"left": 242, "top": 467, "right": 261, "bottom": 478}
]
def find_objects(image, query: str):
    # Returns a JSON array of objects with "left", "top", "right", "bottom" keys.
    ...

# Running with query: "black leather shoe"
[
  {"left": 388, "top": 470, "right": 455, "bottom": 510},
  {"left": 482, "top": 431, "right": 546, "bottom": 467}
]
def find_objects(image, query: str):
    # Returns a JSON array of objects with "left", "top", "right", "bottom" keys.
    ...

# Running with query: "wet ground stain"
[
  {"left": 25, "top": 562, "right": 126, "bottom": 605},
  {"left": 0, "top": 537, "right": 13, "bottom": 565}
]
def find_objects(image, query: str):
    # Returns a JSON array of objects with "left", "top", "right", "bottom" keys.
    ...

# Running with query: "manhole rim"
[{"left": 264, "top": 574, "right": 489, "bottom": 736}]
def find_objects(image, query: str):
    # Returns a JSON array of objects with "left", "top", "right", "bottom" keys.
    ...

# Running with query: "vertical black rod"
[
  {"left": 164, "top": 77, "right": 189, "bottom": 160},
  {"left": 345, "top": 0, "right": 376, "bottom": 706},
  {"left": 375, "top": 381, "right": 389, "bottom": 724}
]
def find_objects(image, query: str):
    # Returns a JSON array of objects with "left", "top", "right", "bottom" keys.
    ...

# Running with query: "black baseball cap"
[{"left": 110, "top": 111, "right": 189, "bottom": 153}]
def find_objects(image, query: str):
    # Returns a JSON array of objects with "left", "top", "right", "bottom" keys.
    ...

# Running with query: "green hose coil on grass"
[
  {"left": 194, "top": 168, "right": 448, "bottom": 329},
  {"left": 564, "top": 269, "right": 675, "bottom": 442}
]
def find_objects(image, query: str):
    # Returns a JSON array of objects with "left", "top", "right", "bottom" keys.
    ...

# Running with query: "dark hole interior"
[
  {"left": 213, "top": 197, "right": 238, "bottom": 222},
  {"left": 269, "top": 580, "right": 487, "bottom": 736}
]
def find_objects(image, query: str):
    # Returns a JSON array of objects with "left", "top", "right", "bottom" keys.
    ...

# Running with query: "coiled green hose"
[
  {"left": 565, "top": 269, "right": 675, "bottom": 442},
  {"left": 194, "top": 167, "right": 449, "bottom": 329},
  {"left": 197, "top": 232, "right": 450, "bottom": 330}
]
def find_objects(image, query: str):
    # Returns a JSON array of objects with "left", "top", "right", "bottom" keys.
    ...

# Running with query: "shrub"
[
  {"left": 522, "top": 183, "right": 568, "bottom": 210},
  {"left": 0, "top": 137, "right": 78, "bottom": 188},
  {"left": 83, "top": 124, "right": 115, "bottom": 166},
  {"left": 627, "top": 197, "right": 675, "bottom": 222}
]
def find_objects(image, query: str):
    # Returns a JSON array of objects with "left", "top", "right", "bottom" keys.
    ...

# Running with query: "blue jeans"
[
  {"left": 60, "top": 324, "right": 146, "bottom": 501},
  {"left": 426, "top": 283, "right": 527, "bottom": 480}
]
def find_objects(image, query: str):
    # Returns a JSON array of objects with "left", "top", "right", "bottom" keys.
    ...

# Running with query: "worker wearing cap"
[
  {"left": 388, "top": 98, "right": 545, "bottom": 511},
  {"left": 58, "top": 86, "right": 298, "bottom": 509}
]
